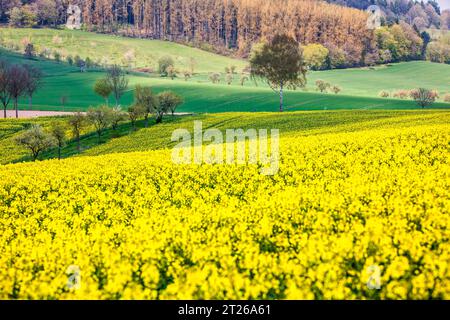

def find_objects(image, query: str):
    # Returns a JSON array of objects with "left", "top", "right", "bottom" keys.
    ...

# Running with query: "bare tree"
[
  {"left": 106, "top": 65, "right": 129, "bottom": 107},
  {"left": 8, "top": 64, "right": 29, "bottom": 119},
  {"left": 410, "top": 88, "right": 436, "bottom": 108},
  {"left": 23, "top": 64, "right": 43, "bottom": 110},
  {"left": 60, "top": 95, "right": 68, "bottom": 110},
  {"left": 0, "top": 60, "right": 12, "bottom": 118}
]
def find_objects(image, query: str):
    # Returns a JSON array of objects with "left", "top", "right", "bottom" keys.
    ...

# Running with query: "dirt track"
[{"left": 2, "top": 110, "right": 82, "bottom": 119}]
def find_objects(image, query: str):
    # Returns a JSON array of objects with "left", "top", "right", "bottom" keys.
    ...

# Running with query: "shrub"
[
  {"left": 379, "top": 90, "right": 390, "bottom": 98},
  {"left": 316, "top": 80, "right": 331, "bottom": 93},
  {"left": 393, "top": 90, "right": 410, "bottom": 99},
  {"left": 331, "top": 86, "right": 341, "bottom": 94},
  {"left": 209, "top": 73, "right": 221, "bottom": 84},
  {"left": 53, "top": 51, "right": 61, "bottom": 62}
]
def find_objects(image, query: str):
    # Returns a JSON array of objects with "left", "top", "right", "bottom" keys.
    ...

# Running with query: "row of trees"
[
  {"left": 3, "top": 1, "right": 449, "bottom": 68},
  {"left": 15, "top": 86, "right": 184, "bottom": 161},
  {"left": 378, "top": 87, "right": 440, "bottom": 108},
  {"left": 0, "top": 60, "right": 43, "bottom": 118}
]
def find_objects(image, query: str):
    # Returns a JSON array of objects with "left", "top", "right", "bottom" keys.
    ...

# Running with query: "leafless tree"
[{"left": 106, "top": 65, "right": 129, "bottom": 107}]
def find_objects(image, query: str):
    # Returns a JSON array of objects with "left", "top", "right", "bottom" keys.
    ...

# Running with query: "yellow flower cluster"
[{"left": 0, "top": 117, "right": 449, "bottom": 299}]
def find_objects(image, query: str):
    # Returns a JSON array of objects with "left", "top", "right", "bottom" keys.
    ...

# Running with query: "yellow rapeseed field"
[{"left": 0, "top": 112, "right": 449, "bottom": 299}]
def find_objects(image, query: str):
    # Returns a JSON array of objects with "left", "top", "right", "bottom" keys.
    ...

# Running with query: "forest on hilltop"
[{"left": 1, "top": 0, "right": 449, "bottom": 68}]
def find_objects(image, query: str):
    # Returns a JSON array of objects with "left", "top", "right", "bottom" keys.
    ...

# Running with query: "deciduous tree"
[{"left": 250, "top": 34, "right": 307, "bottom": 112}]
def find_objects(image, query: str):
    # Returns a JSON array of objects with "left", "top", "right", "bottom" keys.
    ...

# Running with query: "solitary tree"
[
  {"left": 15, "top": 124, "right": 56, "bottom": 161},
  {"left": 250, "top": 34, "right": 307, "bottom": 112},
  {"left": 106, "top": 65, "right": 128, "bottom": 107},
  {"left": 411, "top": 88, "right": 436, "bottom": 108},
  {"left": 60, "top": 95, "right": 68, "bottom": 110},
  {"left": 8, "top": 64, "right": 29, "bottom": 118},
  {"left": 158, "top": 56, "right": 175, "bottom": 77},
  {"left": 316, "top": 80, "right": 331, "bottom": 93},
  {"left": 49, "top": 121, "right": 66, "bottom": 159},
  {"left": 23, "top": 64, "right": 43, "bottom": 110},
  {"left": 87, "top": 106, "right": 112, "bottom": 143},
  {"left": 134, "top": 85, "right": 158, "bottom": 127},
  {"left": 94, "top": 78, "right": 113, "bottom": 105},
  {"left": 158, "top": 91, "right": 184, "bottom": 116},
  {"left": 68, "top": 112, "right": 86, "bottom": 152},
  {"left": 0, "top": 60, "right": 12, "bottom": 118}
]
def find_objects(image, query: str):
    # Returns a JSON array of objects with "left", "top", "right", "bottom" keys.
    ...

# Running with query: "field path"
[
  {"left": 2, "top": 110, "right": 193, "bottom": 119},
  {"left": 2, "top": 110, "right": 83, "bottom": 119}
]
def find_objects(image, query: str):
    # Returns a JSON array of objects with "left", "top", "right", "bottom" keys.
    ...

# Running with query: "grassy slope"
[
  {"left": 306, "top": 62, "right": 450, "bottom": 97},
  {"left": 0, "top": 48, "right": 449, "bottom": 113},
  {"left": 2, "top": 110, "right": 450, "bottom": 164},
  {"left": 0, "top": 27, "right": 247, "bottom": 73}
]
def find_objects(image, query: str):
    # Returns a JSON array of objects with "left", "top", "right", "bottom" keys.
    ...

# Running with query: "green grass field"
[
  {"left": 0, "top": 27, "right": 449, "bottom": 113},
  {"left": 0, "top": 27, "right": 247, "bottom": 73},
  {"left": 0, "top": 48, "right": 449, "bottom": 113}
]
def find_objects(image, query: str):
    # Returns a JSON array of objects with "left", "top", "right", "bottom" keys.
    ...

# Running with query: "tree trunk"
[
  {"left": 58, "top": 146, "right": 61, "bottom": 160},
  {"left": 3, "top": 105, "right": 6, "bottom": 118},
  {"left": 29, "top": 96, "right": 32, "bottom": 110},
  {"left": 279, "top": 82, "right": 284, "bottom": 112},
  {"left": 77, "top": 136, "right": 81, "bottom": 153},
  {"left": 145, "top": 115, "right": 149, "bottom": 128},
  {"left": 14, "top": 99, "right": 18, "bottom": 119},
  {"left": 156, "top": 115, "right": 162, "bottom": 124}
]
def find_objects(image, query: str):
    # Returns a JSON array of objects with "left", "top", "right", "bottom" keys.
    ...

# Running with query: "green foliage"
[
  {"left": 9, "top": 6, "right": 37, "bottom": 28},
  {"left": 303, "top": 44, "right": 329, "bottom": 70},
  {"left": 15, "top": 124, "right": 55, "bottom": 160},
  {"left": 250, "top": 34, "right": 307, "bottom": 111},
  {"left": 94, "top": 78, "right": 113, "bottom": 104},
  {"left": 158, "top": 91, "right": 184, "bottom": 116},
  {"left": 158, "top": 56, "right": 175, "bottom": 77}
]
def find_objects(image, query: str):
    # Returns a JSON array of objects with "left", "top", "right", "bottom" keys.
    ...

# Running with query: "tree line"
[
  {"left": 2, "top": 1, "right": 449, "bottom": 68},
  {"left": 15, "top": 65, "right": 184, "bottom": 161}
]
